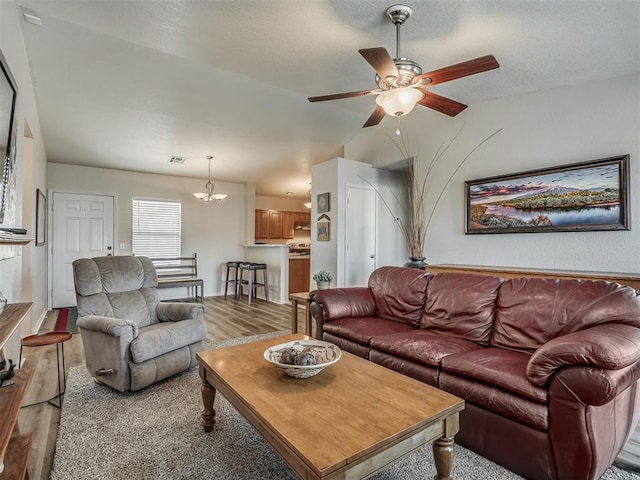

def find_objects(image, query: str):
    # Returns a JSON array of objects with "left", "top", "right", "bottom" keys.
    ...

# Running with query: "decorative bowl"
[{"left": 264, "top": 340, "right": 341, "bottom": 378}]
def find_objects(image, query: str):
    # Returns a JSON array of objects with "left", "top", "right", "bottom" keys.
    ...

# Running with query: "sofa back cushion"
[
  {"left": 420, "top": 272, "right": 502, "bottom": 344},
  {"left": 492, "top": 277, "right": 640, "bottom": 353},
  {"left": 368, "top": 266, "right": 430, "bottom": 326}
]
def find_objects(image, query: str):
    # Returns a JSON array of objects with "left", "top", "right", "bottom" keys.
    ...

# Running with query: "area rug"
[
  {"left": 53, "top": 307, "right": 78, "bottom": 333},
  {"left": 51, "top": 332, "right": 640, "bottom": 480}
]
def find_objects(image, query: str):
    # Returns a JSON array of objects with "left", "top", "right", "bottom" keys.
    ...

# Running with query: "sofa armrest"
[
  {"left": 77, "top": 315, "right": 139, "bottom": 338},
  {"left": 527, "top": 323, "right": 640, "bottom": 387},
  {"left": 549, "top": 362, "right": 640, "bottom": 406},
  {"left": 310, "top": 288, "right": 375, "bottom": 321},
  {"left": 310, "top": 288, "right": 375, "bottom": 339},
  {"left": 156, "top": 302, "right": 205, "bottom": 322}
]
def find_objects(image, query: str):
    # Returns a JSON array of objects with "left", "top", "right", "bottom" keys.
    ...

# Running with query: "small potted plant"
[{"left": 313, "top": 271, "right": 333, "bottom": 290}]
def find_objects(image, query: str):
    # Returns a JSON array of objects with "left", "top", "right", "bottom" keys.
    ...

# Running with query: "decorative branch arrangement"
[{"left": 363, "top": 125, "right": 503, "bottom": 259}]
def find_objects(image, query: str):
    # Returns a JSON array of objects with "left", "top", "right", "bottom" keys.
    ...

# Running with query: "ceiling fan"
[{"left": 308, "top": 4, "right": 499, "bottom": 128}]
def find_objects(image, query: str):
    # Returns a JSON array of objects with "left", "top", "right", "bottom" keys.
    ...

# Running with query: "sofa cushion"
[
  {"left": 370, "top": 330, "right": 484, "bottom": 368},
  {"left": 421, "top": 273, "right": 502, "bottom": 345},
  {"left": 322, "top": 317, "right": 416, "bottom": 345},
  {"left": 492, "top": 277, "right": 640, "bottom": 353},
  {"left": 368, "top": 266, "right": 431, "bottom": 326},
  {"left": 439, "top": 372, "right": 548, "bottom": 432},
  {"left": 129, "top": 319, "right": 206, "bottom": 364},
  {"left": 441, "top": 347, "right": 547, "bottom": 403}
]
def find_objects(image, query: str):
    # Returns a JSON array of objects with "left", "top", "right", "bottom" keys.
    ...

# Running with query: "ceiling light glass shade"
[
  {"left": 375, "top": 87, "right": 424, "bottom": 117},
  {"left": 304, "top": 202, "right": 312, "bottom": 209}
]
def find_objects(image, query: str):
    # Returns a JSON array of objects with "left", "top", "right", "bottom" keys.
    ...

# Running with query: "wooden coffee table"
[{"left": 197, "top": 334, "right": 464, "bottom": 480}]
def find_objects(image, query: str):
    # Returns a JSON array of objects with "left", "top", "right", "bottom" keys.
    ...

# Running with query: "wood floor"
[{"left": 17, "top": 296, "right": 305, "bottom": 480}]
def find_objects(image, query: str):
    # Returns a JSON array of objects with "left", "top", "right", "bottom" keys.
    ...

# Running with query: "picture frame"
[
  {"left": 317, "top": 221, "right": 330, "bottom": 241},
  {"left": 36, "top": 188, "right": 46, "bottom": 246},
  {"left": 317, "top": 192, "right": 330, "bottom": 213},
  {"left": 465, "top": 155, "right": 629, "bottom": 234}
]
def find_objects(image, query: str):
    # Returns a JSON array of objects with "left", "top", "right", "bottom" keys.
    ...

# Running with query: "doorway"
[
  {"left": 50, "top": 192, "right": 114, "bottom": 308},
  {"left": 344, "top": 185, "right": 376, "bottom": 287}
]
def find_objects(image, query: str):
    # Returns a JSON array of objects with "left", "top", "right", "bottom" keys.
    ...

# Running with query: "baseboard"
[{"left": 32, "top": 307, "right": 48, "bottom": 334}]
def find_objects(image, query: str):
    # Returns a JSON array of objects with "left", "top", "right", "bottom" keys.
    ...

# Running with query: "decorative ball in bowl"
[{"left": 264, "top": 340, "right": 341, "bottom": 378}]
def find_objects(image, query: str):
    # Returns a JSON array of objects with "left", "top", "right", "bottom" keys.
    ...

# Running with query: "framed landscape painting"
[{"left": 465, "top": 155, "right": 629, "bottom": 234}]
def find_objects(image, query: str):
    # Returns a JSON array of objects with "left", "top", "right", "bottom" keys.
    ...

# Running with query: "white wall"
[
  {"left": 0, "top": 4, "right": 48, "bottom": 339},
  {"left": 256, "top": 195, "right": 311, "bottom": 212},
  {"left": 311, "top": 157, "right": 407, "bottom": 287},
  {"left": 47, "top": 163, "right": 246, "bottom": 297},
  {"left": 345, "top": 74, "right": 640, "bottom": 274}
]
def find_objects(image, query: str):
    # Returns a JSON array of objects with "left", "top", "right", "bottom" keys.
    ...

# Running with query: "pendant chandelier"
[{"left": 193, "top": 155, "right": 227, "bottom": 202}]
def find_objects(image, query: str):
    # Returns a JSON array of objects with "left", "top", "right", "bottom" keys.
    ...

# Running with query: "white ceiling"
[{"left": 15, "top": 0, "right": 640, "bottom": 198}]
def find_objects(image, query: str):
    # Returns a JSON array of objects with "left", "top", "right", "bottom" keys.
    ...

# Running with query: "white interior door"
[
  {"left": 51, "top": 192, "right": 114, "bottom": 308},
  {"left": 345, "top": 186, "right": 376, "bottom": 287}
]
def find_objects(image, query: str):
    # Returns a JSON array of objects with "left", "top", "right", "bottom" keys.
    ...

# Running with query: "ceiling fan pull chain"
[{"left": 395, "top": 115, "right": 402, "bottom": 136}]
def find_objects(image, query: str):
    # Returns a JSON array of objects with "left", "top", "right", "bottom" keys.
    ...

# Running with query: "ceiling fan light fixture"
[
  {"left": 193, "top": 156, "right": 227, "bottom": 202},
  {"left": 375, "top": 87, "right": 424, "bottom": 117}
]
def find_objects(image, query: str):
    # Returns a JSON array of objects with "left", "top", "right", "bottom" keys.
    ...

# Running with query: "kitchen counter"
[{"left": 243, "top": 245, "right": 289, "bottom": 304}]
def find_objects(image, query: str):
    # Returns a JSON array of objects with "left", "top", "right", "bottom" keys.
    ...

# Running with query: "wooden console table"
[
  {"left": 289, "top": 292, "right": 312, "bottom": 335},
  {"left": 0, "top": 303, "right": 34, "bottom": 480},
  {"left": 425, "top": 264, "right": 640, "bottom": 290}
]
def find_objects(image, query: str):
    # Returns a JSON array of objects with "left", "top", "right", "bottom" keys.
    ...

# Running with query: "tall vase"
[{"left": 403, "top": 256, "right": 427, "bottom": 269}]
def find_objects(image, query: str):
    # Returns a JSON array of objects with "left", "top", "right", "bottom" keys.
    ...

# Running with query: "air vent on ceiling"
[{"left": 169, "top": 156, "right": 187, "bottom": 164}]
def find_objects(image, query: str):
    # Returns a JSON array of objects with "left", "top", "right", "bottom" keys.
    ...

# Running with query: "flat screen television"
[{"left": 0, "top": 49, "right": 17, "bottom": 225}]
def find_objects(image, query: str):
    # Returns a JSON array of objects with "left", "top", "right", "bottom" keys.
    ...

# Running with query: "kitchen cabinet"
[
  {"left": 289, "top": 258, "right": 310, "bottom": 293},
  {"left": 255, "top": 210, "right": 306, "bottom": 240},
  {"left": 255, "top": 210, "right": 283, "bottom": 239},
  {"left": 269, "top": 211, "right": 283, "bottom": 239},
  {"left": 255, "top": 210, "right": 270, "bottom": 238},
  {"left": 295, "top": 212, "right": 311, "bottom": 224},
  {"left": 282, "top": 211, "right": 295, "bottom": 239}
]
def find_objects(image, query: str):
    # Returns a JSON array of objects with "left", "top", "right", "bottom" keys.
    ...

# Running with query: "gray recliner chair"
[{"left": 72, "top": 255, "right": 207, "bottom": 392}]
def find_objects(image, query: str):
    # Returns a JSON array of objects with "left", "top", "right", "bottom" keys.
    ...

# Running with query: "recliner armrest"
[
  {"left": 77, "top": 315, "right": 138, "bottom": 338},
  {"left": 527, "top": 323, "right": 640, "bottom": 387},
  {"left": 156, "top": 302, "right": 205, "bottom": 322}
]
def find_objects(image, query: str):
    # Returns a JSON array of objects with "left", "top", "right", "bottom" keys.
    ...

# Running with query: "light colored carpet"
[{"left": 51, "top": 332, "right": 640, "bottom": 480}]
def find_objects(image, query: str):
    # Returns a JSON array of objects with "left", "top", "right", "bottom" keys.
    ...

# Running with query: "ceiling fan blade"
[
  {"left": 418, "top": 91, "right": 467, "bottom": 117},
  {"left": 363, "top": 105, "right": 386, "bottom": 128},
  {"left": 308, "top": 89, "right": 376, "bottom": 102},
  {"left": 359, "top": 47, "right": 400, "bottom": 83},
  {"left": 414, "top": 55, "right": 499, "bottom": 87}
]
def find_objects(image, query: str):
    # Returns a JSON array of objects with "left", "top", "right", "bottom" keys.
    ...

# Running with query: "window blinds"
[{"left": 132, "top": 198, "right": 181, "bottom": 258}]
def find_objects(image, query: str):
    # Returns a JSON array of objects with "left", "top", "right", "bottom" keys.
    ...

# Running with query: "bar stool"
[
  {"left": 223, "top": 261, "right": 243, "bottom": 299},
  {"left": 20, "top": 331, "right": 73, "bottom": 408},
  {"left": 238, "top": 262, "right": 269, "bottom": 305}
]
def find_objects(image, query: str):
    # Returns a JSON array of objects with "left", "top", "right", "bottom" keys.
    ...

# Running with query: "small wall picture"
[
  {"left": 317, "top": 192, "right": 330, "bottom": 213},
  {"left": 36, "top": 188, "right": 46, "bottom": 246},
  {"left": 317, "top": 221, "right": 330, "bottom": 241}
]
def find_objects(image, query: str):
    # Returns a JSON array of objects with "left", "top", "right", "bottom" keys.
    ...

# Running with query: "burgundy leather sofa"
[{"left": 309, "top": 266, "right": 640, "bottom": 480}]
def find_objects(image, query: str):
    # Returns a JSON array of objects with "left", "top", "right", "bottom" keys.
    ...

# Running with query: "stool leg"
[
  {"left": 248, "top": 270, "right": 254, "bottom": 305},
  {"left": 224, "top": 265, "right": 230, "bottom": 297},
  {"left": 263, "top": 269, "right": 269, "bottom": 303},
  {"left": 235, "top": 268, "right": 242, "bottom": 301}
]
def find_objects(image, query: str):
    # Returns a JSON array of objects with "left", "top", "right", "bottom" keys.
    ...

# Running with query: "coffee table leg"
[
  {"left": 433, "top": 436, "right": 454, "bottom": 480},
  {"left": 200, "top": 368, "right": 217, "bottom": 432}
]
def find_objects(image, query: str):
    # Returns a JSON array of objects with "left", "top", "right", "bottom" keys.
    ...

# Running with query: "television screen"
[{"left": 0, "top": 49, "right": 17, "bottom": 226}]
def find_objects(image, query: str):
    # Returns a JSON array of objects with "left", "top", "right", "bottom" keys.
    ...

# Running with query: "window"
[{"left": 132, "top": 198, "right": 181, "bottom": 258}]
